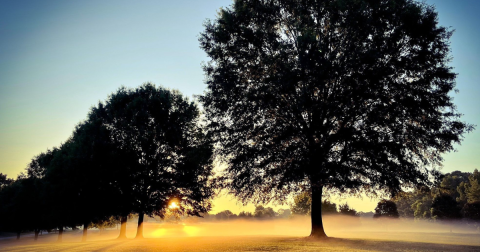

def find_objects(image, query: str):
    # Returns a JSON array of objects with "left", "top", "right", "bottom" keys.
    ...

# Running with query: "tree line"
[
  {"left": 0, "top": 84, "right": 215, "bottom": 241},
  {"left": 393, "top": 170, "right": 480, "bottom": 223}
]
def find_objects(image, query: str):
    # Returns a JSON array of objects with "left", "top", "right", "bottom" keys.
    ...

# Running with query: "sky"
[{"left": 0, "top": 0, "right": 479, "bottom": 214}]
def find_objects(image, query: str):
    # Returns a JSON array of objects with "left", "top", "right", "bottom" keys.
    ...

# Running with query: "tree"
[
  {"left": 462, "top": 201, "right": 480, "bottom": 222},
  {"left": 291, "top": 191, "right": 337, "bottom": 215},
  {"left": 96, "top": 83, "right": 215, "bottom": 238},
  {"left": 465, "top": 169, "right": 480, "bottom": 203},
  {"left": 438, "top": 171, "right": 469, "bottom": 202},
  {"left": 431, "top": 194, "right": 461, "bottom": 220},
  {"left": 291, "top": 192, "right": 312, "bottom": 215},
  {"left": 0, "top": 173, "right": 13, "bottom": 190},
  {"left": 373, "top": 200, "right": 399, "bottom": 218},
  {"left": 254, "top": 205, "right": 276, "bottom": 218},
  {"left": 339, "top": 203, "right": 358, "bottom": 217},
  {"left": 200, "top": 0, "right": 472, "bottom": 238}
]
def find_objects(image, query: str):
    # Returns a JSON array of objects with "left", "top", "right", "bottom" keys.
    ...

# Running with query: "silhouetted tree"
[
  {"left": 431, "top": 194, "right": 461, "bottom": 220},
  {"left": 291, "top": 192, "right": 312, "bottom": 215},
  {"left": 200, "top": 0, "right": 472, "bottom": 238},
  {"left": 254, "top": 205, "right": 276, "bottom": 218},
  {"left": 339, "top": 203, "right": 358, "bottom": 217},
  {"left": 373, "top": 200, "right": 399, "bottom": 218},
  {"left": 462, "top": 201, "right": 480, "bottom": 222},
  {"left": 96, "top": 83, "right": 215, "bottom": 238},
  {"left": 238, "top": 211, "right": 254, "bottom": 218},
  {"left": 291, "top": 192, "right": 337, "bottom": 215},
  {"left": 0, "top": 173, "right": 13, "bottom": 189},
  {"left": 465, "top": 169, "right": 480, "bottom": 203}
]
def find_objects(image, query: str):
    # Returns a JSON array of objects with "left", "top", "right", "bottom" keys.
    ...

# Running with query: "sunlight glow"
[
  {"left": 169, "top": 202, "right": 179, "bottom": 209},
  {"left": 183, "top": 225, "right": 201, "bottom": 236},
  {"left": 151, "top": 228, "right": 167, "bottom": 237}
]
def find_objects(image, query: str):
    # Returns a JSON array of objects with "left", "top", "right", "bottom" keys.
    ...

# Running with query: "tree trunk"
[
  {"left": 117, "top": 215, "right": 128, "bottom": 239},
  {"left": 34, "top": 229, "right": 40, "bottom": 241},
  {"left": 310, "top": 185, "right": 328, "bottom": 238},
  {"left": 16, "top": 230, "right": 20, "bottom": 240},
  {"left": 58, "top": 226, "right": 63, "bottom": 242},
  {"left": 135, "top": 213, "right": 144, "bottom": 239},
  {"left": 81, "top": 221, "right": 88, "bottom": 242}
]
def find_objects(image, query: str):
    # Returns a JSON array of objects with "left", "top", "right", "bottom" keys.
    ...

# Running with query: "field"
[{"left": 1, "top": 217, "right": 480, "bottom": 251}]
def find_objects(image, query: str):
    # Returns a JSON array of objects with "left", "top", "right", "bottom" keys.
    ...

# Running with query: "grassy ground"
[{"left": 1, "top": 234, "right": 480, "bottom": 252}]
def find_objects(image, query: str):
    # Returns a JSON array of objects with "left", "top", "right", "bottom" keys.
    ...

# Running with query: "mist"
[{"left": 42, "top": 215, "right": 479, "bottom": 243}]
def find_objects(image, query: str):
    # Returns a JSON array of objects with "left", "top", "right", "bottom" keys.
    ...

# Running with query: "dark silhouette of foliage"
[
  {"left": 374, "top": 200, "right": 399, "bottom": 218},
  {"left": 94, "top": 83, "right": 215, "bottom": 238},
  {"left": 200, "top": 0, "right": 472, "bottom": 238},
  {"left": 0, "top": 173, "right": 13, "bottom": 189},
  {"left": 339, "top": 203, "right": 358, "bottom": 217},
  {"left": 291, "top": 192, "right": 312, "bottom": 215},
  {"left": 238, "top": 211, "right": 254, "bottom": 218},
  {"left": 431, "top": 194, "right": 461, "bottom": 220},
  {"left": 254, "top": 205, "right": 276, "bottom": 218},
  {"left": 462, "top": 201, "right": 480, "bottom": 222},
  {"left": 290, "top": 191, "right": 337, "bottom": 215}
]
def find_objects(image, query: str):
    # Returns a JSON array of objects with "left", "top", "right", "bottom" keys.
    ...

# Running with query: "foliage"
[
  {"left": 290, "top": 191, "right": 338, "bottom": 215},
  {"left": 199, "top": 0, "right": 472, "bottom": 237},
  {"left": 373, "top": 200, "right": 399, "bottom": 218},
  {"left": 93, "top": 83, "right": 215, "bottom": 221},
  {"left": 291, "top": 192, "right": 312, "bottom": 215},
  {"left": 254, "top": 205, "right": 276, "bottom": 218},
  {"left": 439, "top": 171, "right": 470, "bottom": 203},
  {"left": 462, "top": 201, "right": 480, "bottom": 221},
  {"left": 0, "top": 173, "right": 14, "bottom": 190},
  {"left": 339, "top": 203, "right": 358, "bottom": 217},
  {"left": 464, "top": 169, "right": 480, "bottom": 203},
  {"left": 431, "top": 194, "right": 461, "bottom": 220}
]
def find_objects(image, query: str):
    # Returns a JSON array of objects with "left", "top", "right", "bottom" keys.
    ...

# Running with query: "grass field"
[
  {"left": 1, "top": 235, "right": 480, "bottom": 252},
  {"left": 1, "top": 217, "right": 480, "bottom": 251}
]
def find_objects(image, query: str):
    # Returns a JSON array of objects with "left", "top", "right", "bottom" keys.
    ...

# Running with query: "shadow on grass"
[{"left": 295, "top": 236, "right": 480, "bottom": 251}]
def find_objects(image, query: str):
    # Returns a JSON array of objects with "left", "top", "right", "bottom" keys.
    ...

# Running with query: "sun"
[{"left": 169, "top": 202, "right": 179, "bottom": 209}]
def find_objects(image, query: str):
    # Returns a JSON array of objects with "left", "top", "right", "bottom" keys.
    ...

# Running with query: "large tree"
[
  {"left": 95, "top": 83, "right": 215, "bottom": 238},
  {"left": 199, "top": 0, "right": 473, "bottom": 238}
]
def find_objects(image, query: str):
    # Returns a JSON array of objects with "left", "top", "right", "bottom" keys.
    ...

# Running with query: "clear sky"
[{"left": 1, "top": 0, "right": 479, "bottom": 214}]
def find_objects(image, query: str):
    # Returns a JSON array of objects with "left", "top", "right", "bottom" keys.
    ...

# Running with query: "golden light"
[{"left": 169, "top": 202, "right": 179, "bottom": 209}]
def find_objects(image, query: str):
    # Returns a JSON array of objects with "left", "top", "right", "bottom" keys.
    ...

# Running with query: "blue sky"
[{"left": 0, "top": 0, "right": 479, "bottom": 212}]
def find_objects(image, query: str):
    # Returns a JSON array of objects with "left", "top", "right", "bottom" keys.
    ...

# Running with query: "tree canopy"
[
  {"left": 200, "top": 0, "right": 473, "bottom": 238},
  {"left": 95, "top": 83, "right": 215, "bottom": 238},
  {"left": 373, "top": 200, "right": 399, "bottom": 218}
]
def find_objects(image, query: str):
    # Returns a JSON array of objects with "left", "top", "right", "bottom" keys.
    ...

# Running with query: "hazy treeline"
[
  {"left": 392, "top": 170, "right": 480, "bottom": 223},
  {"left": 0, "top": 84, "right": 216, "bottom": 241}
]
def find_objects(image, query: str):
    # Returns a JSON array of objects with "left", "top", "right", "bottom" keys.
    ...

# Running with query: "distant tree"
[
  {"left": 216, "top": 210, "right": 235, "bottom": 220},
  {"left": 291, "top": 192, "right": 337, "bottom": 216},
  {"left": 238, "top": 211, "right": 254, "bottom": 218},
  {"left": 277, "top": 209, "right": 291, "bottom": 218},
  {"left": 373, "top": 200, "right": 399, "bottom": 218},
  {"left": 200, "top": 0, "right": 473, "bottom": 238},
  {"left": 465, "top": 169, "right": 480, "bottom": 203},
  {"left": 439, "top": 171, "right": 470, "bottom": 202},
  {"left": 431, "top": 194, "right": 461, "bottom": 220},
  {"left": 96, "top": 84, "right": 215, "bottom": 238},
  {"left": 462, "top": 201, "right": 480, "bottom": 222},
  {"left": 412, "top": 193, "right": 434, "bottom": 220},
  {"left": 0, "top": 173, "right": 13, "bottom": 190},
  {"left": 291, "top": 192, "right": 312, "bottom": 215},
  {"left": 339, "top": 203, "right": 358, "bottom": 217},
  {"left": 321, "top": 200, "right": 337, "bottom": 215},
  {"left": 357, "top": 211, "right": 375, "bottom": 218},
  {"left": 254, "top": 205, "right": 276, "bottom": 218}
]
